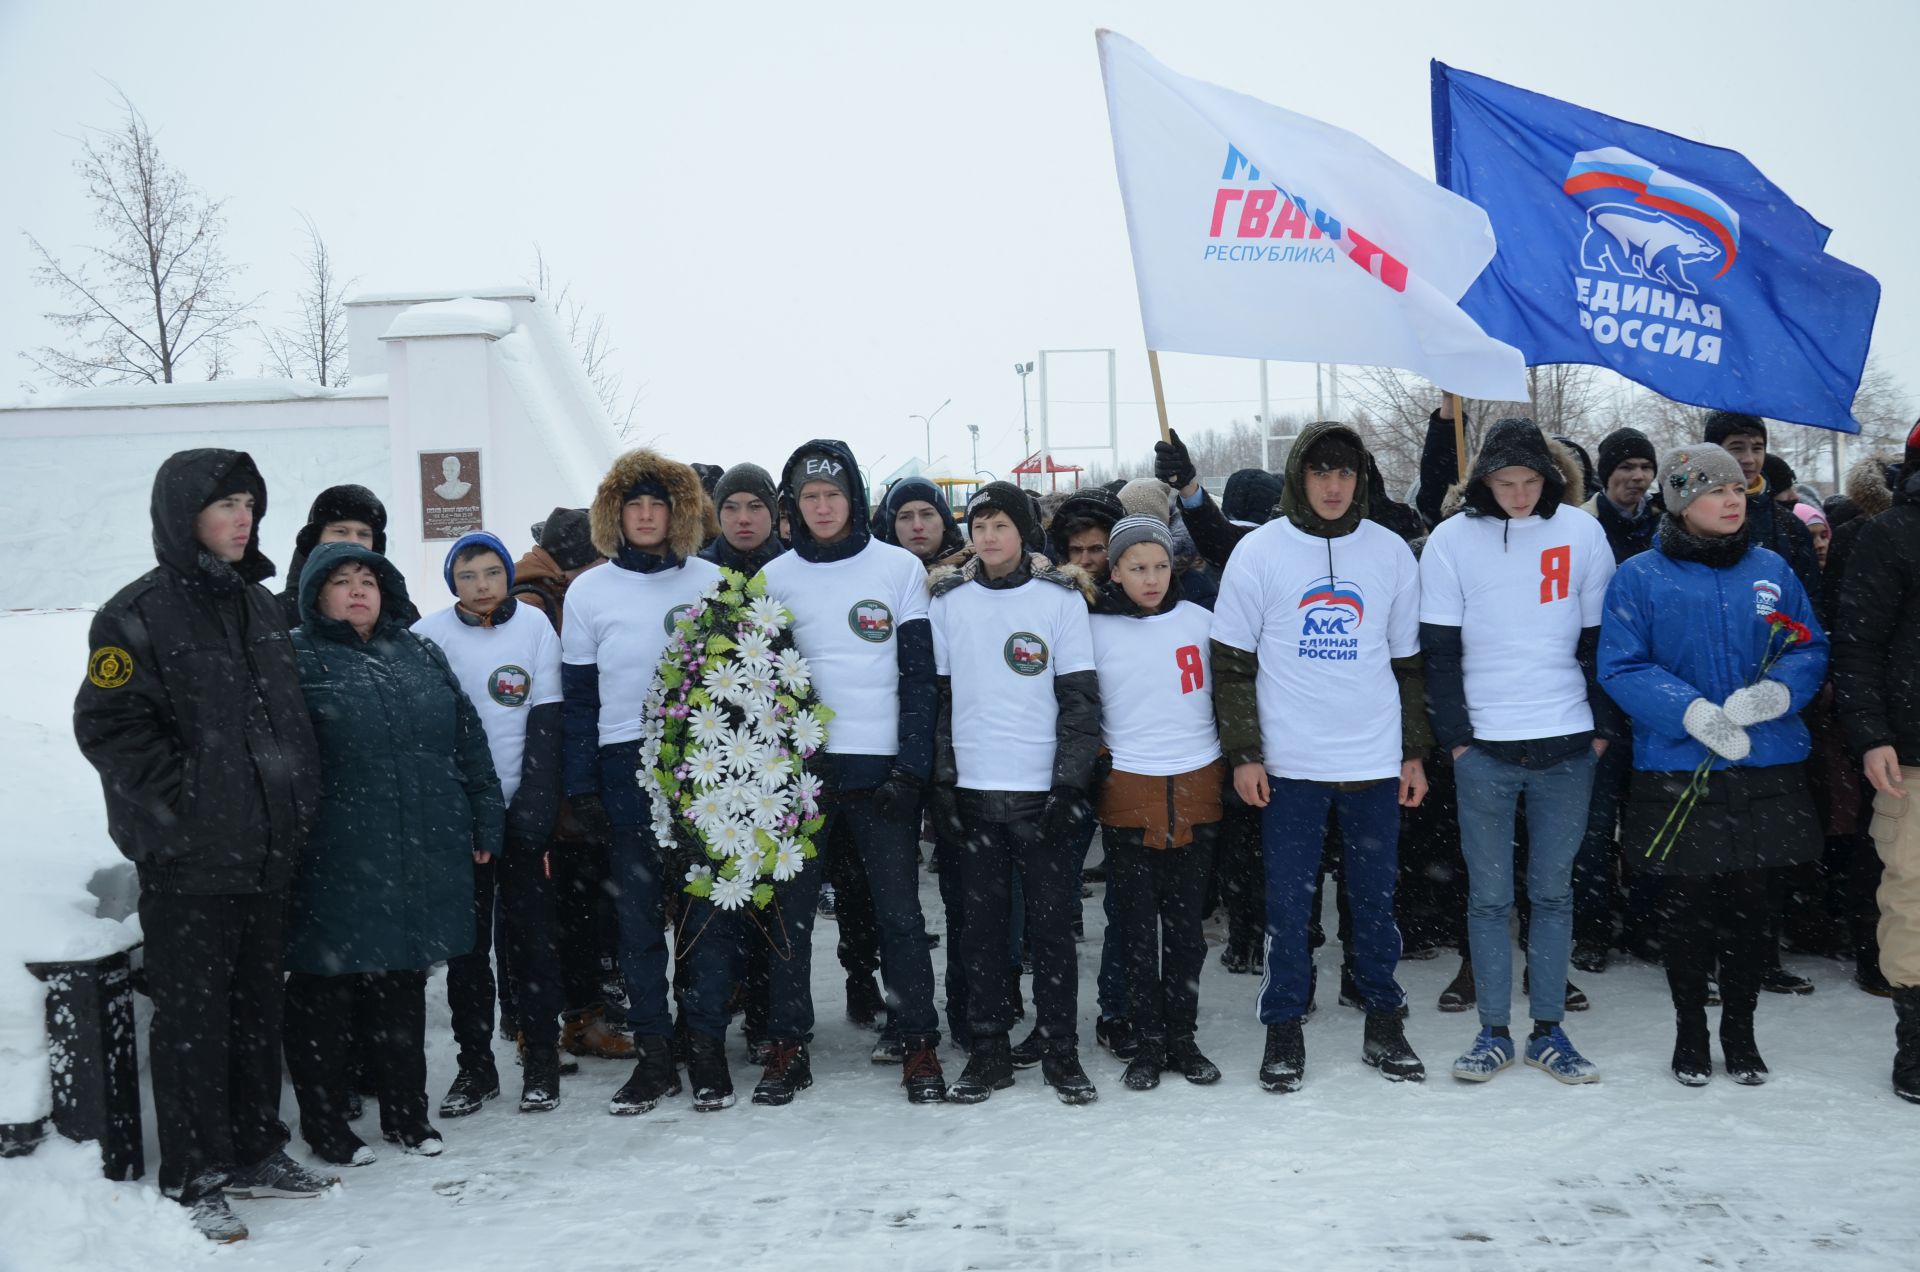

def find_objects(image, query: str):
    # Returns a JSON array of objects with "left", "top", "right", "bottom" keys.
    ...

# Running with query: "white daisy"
[
  {"left": 787, "top": 709, "right": 826, "bottom": 755},
  {"left": 746, "top": 787, "right": 789, "bottom": 829},
  {"left": 708, "top": 817, "right": 753, "bottom": 858},
  {"left": 706, "top": 663, "right": 750, "bottom": 704},
  {"left": 775, "top": 648, "right": 811, "bottom": 692},
  {"left": 745, "top": 597, "right": 788, "bottom": 633},
  {"left": 685, "top": 789, "right": 729, "bottom": 827},
  {"left": 795, "top": 771, "right": 824, "bottom": 816},
  {"left": 742, "top": 668, "right": 778, "bottom": 703},
  {"left": 688, "top": 704, "right": 730, "bottom": 746},
  {"left": 735, "top": 629, "right": 774, "bottom": 668},
  {"left": 684, "top": 747, "right": 728, "bottom": 788},
  {"left": 754, "top": 764, "right": 791, "bottom": 794},
  {"left": 684, "top": 863, "right": 713, "bottom": 886},
  {"left": 771, "top": 837, "right": 805, "bottom": 882},
  {"left": 710, "top": 871, "right": 754, "bottom": 910}
]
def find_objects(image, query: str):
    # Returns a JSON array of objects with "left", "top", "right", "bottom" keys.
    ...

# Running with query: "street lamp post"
[
  {"left": 1014, "top": 361, "right": 1034, "bottom": 488},
  {"left": 909, "top": 398, "right": 951, "bottom": 464},
  {"left": 967, "top": 422, "right": 980, "bottom": 477}
]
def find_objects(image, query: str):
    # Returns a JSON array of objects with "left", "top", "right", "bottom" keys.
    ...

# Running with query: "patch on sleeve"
[{"left": 88, "top": 646, "right": 134, "bottom": 689}]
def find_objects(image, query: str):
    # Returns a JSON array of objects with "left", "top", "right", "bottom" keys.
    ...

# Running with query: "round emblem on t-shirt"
[
  {"left": 848, "top": 599, "right": 895, "bottom": 642},
  {"left": 664, "top": 603, "right": 696, "bottom": 635},
  {"left": 1003, "top": 631, "right": 1049, "bottom": 676},
  {"left": 488, "top": 664, "right": 531, "bottom": 707}
]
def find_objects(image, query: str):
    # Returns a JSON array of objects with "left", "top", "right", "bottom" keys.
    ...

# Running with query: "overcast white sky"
[{"left": 2, "top": 0, "right": 1914, "bottom": 479}]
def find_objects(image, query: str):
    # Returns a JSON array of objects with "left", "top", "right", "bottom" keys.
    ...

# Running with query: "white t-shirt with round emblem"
[
  {"left": 932, "top": 575, "right": 1097, "bottom": 792},
  {"left": 759, "top": 539, "right": 929, "bottom": 757},
  {"left": 561, "top": 556, "right": 724, "bottom": 749},
  {"left": 413, "top": 602, "right": 563, "bottom": 805}
]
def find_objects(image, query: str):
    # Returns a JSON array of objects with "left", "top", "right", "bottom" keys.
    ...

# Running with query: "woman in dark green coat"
[{"left": 284, "top": 541, "right": 505, "bottom": 1164}]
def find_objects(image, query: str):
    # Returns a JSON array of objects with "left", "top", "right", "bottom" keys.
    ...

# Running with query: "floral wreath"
[{"left": 639, "top": 568, "right": 833, "bottom": 909}]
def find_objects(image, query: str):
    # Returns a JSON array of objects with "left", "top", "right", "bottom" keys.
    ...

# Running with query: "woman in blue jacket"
[{"left": 1599, "top": 444, "right": 1827, "bottom": 1088}]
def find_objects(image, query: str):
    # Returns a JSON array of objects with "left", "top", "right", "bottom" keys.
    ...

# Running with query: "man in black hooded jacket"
[
  {"left": 74, "top": 449, "right": 331, "bottom": 1239},
  {"left": 277, "top": 484, "right": 415, "bottom": 629}
]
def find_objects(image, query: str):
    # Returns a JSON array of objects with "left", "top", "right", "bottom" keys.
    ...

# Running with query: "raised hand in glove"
[
  {"left": 570, "top": 792, "right": 613, "bottom": 842},
  {"left": 1153, "top": 428, "right": 1197, "bottom": 495},
  {"left": 870, "top": 770, "right": 924, "bottom": 822},
  {"left": 1721, "top": 680, "right": 1792, "bottom": 728},
  {"left": 1683, "top": 698, "right": 1751, "bottom": 762},
  {"left": 1039, "top": 785, "right": 1090, "bottom": 843}
]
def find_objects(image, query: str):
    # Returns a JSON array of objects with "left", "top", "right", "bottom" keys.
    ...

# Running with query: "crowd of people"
[{"left": 70, "top": 403, "right": 1920, "bottom": 1240}]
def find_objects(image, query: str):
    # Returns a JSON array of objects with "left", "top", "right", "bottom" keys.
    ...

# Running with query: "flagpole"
[
  {"left": 1448, "top": 392, "right": 1467, "bottom": 483},
  {"left": 1147, "top": 349, "right": 1172, "bottom": 443}
]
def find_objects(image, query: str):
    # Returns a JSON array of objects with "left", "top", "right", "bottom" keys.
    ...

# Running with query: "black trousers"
[
  {"left": 826, "top": 809, "right": 884, "bottom": 984},
  {"left": 1107, "top": 825, "right": 1217, "bottom": 1040},
  {"left": 285, "top": 969, "right": 428, "bottom": 1147},
  {"left": 138, "top": 890, "right": 289, "bottom": 1194},
  {"left": 1658, "top": 868, "right": 1780, "bottom": 1018},
  {"left": 1216, "top": 800, "right": 1265, "bottom": 951},
  {"left": 955, "top": 790, "right": 1079, "bottom": 1043},
  {"left": 549, "top": 824, "right": 618, "bottom": 1011},
  {"left": 446, "top": 843, "right": 568, "bottom": 1063}
]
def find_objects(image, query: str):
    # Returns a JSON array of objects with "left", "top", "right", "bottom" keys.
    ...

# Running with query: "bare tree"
[
  {"left": 530, "top": 247, "right": 643, "bottom": 436},
  {"left": 258, "top": 214, "right": 352, "bottom": 386},
  {"left": 21, "top": 91, "right": 255, "bottom": 387}
]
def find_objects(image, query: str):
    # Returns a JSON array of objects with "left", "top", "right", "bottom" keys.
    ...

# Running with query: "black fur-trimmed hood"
[{"left": 929, "top": 550, "right": 1095, "bottom": 603}]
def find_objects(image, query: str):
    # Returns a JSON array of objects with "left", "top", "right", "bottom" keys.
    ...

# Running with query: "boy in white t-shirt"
[
  {"left": 1090, "top": 515, "right": 1227, "bottom": 1091},
  {"left": 931, "top": 483, "right": 1103, "bottom": 1105},
  {"left": 1419, "top": 417, "right": 1618, "bottom": 1085},
  {"left": 1210, "top": 423, "right": 1431, "bottom": 1094},
  {"left": 413, "top": 532, "right": 567, "bottom": 1116}
]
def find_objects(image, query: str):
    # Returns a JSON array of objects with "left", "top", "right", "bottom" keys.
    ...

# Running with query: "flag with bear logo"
[
  {"left": 1095, "top": 30, "right": 1527, "bottom": 401},
  {"left": 1431, "top": 61, "right": 1880, "bottom": 434}
]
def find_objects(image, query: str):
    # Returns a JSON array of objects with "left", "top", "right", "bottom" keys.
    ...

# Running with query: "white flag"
[{"left": 1097, "top": 30, "right": 1528, "bottom": 401}]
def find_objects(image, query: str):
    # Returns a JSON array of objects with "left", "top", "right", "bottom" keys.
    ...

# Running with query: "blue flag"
[{"left": 1431, "top": 62, "right": 1878, "bottom": 433}]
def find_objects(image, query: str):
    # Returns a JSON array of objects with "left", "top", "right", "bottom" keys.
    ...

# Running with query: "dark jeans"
[
  {"left": 825, "top": 810, "right": 883, "bottom": 982},
  {"left": 777, "top": 791, "right": 940, "bottom": 1039},
  {"left": 138, "top": 890, "right": 289, "bottom": 1193},
  {"left": 447, "top": 841, "right": 568, "bottom": 1063},
  {"left": 1658, "top": 868, "right": 1780, "bottom": 1017},
  {"left": 1073, "top": 819, "right": 1128, "bottom": 1020},
  {"left": 1573, "top": 735, "right": 1633, "bottom": 947},
  {"left": 548, "top": 823, "right": 617, "bottom": 1011},
  {"left": 1107, "top": 825, "right": 1217, "bottom": 1039},
  {"left": 1258, "top": 779, "right": 1405, "bottom": 1025},
  {"left": 285, "top": 969, "right": 428, "bottom": 1148},
  {"left": 954, "top": 789, "right": 1080, "bottom": 1043},
  {"left": 1216, "top": 799, "right": 1266, "bottom": 950},
  {"left": 599, "top": 741, "right": 672, "bottom": 1039}
]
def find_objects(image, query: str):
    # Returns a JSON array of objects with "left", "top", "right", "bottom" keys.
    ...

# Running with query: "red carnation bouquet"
[{"left": 1646, "top": 612, "right": 1812, "bottom": 860}]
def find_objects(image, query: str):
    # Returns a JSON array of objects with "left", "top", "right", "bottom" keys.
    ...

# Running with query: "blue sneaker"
[
  {"left": 1524, "top": 1026, "right": 1600, "bottom": 1084},
  {"left": 1451, "top": 1028, "right": 1516, "bottom": 1081}
]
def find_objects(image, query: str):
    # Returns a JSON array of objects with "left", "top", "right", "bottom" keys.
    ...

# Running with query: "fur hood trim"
[
  {"left": 589, "top": 448, "right": 710, "bottom": 560},
  {"left": 929, "top": 550, "right": 1095, "bottom": 602},
  {"left": 1845, "top": 451, "right": 1899, "bottom": 519}
]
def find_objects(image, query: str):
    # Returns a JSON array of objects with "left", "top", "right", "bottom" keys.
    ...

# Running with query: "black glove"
[
  {"left": 927, "top": 783, "right": 963, "bottom": 840},
  {"left": 570, "top": 792, "right": 613, "bottom": 842},
  {"left": 1039, "top": 784, "right": 1089, "bottom": 844},
  {"left": 870, "top": 770, "right": 923, "bottom": 823},
  {"left": 1153, "top": 428, "right": 1196, "bottom": 492}
]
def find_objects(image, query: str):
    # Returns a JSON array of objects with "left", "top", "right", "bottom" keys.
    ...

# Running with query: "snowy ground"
[{"left": 4, "top": 607, "right": 1918, "bottom": 1270}]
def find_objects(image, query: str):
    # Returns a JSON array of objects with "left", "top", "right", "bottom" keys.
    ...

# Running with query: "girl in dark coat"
[
  {"left": 284, "top": 542, "right": 506, "bottom": 1163},
  {"left": 1598, "top": 445, "right": 1827, "bottom": 1088}
]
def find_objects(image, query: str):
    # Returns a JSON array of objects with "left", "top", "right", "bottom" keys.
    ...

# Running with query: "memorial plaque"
[{"left": 420, "top": 450, "right": 482, "bottom": 540}]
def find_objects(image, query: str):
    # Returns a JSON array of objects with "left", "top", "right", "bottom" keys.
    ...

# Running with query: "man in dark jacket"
[
  {"left": 698, "top": 463, "right": 787, "bottom": 576},
  {"left": 1834, "top": 420, "right": 1920, "bottom": 1104},
  {"left": 1582, "top": 428, "right": 1660, "bottom": 565},
  {"left": 277, "top": 484, "right": 415, "bottom": 629},
  {"left": 1046, "top": 486, "right": 1126, "bottom": 582},
  {"left": 1702, "top": 411, "right": 1820, "bottom": 595},
  {"left": 876, "top": 476, "right": 966, "bottom": 564},
  {"left": 74, "top": 449, "right": 332, "bottom": 1240}
]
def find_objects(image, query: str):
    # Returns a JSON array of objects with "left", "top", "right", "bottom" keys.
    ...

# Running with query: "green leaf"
[
  {"left": 706, "top": 634, "right": 736, "bottom": 655},
  {"left": 720, "top": 568, "right": 745, "bottom": 589},
  {"left": 661, "top": 668, "right": 685, "bottom": 690},
  {"left": 689, "top": 688, "right": 712, "bottom": 709},
  {"left": 746, "top": 572, "right": 768, "bottom": 598},
  {"left": 797, "top": 838, "right": 816, "bottom": 858},
  {"left": 754, "top": 829, "right": 778, "bottom": 852},
  {"left": 685, "top": 878, "right": 712, "bottom": 899},
  {"left": 752, "top": 883, "right": 773, "bottom": 909},
  {"left": 658, "top": 743, "right": 681, "bottom": 767},
  {"left": 813, "top": 704, "right": 837, "bottom": 725},
  {"left": 800, "top": 815, "right": 825, "bottom": 837},
  {"left": 775, "top": 694, "right": 798, "bottom": 714}
]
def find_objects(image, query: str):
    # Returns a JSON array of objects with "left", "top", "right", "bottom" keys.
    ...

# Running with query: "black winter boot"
[
  {"left": 901, "top": 1034, "right": 947, "bottom": 1104},
  {"left": 1437, "top": 956, "right": 1475, "bottom": 1013},
  {"left": 1040, "top": 1043, "right": 1098, "bottom": 1105},
  {"left": 1095, "top": 1015, "right": 1140, "bottom": 1060},
  {"left": 1122, "top": 1036, "right": 1165, "bottom": 1091},
  {"left": 1258, "top": 1020, "right": 1306, "bottom": 1093},
  {"left": 751, "top": 1040, "right": 813, "bottom": 1106},
  {"left": 608, "top": 1035, "right": 682, "bottom": 1115},
  {"left": 845, "top": 975, "right": 887, "bottom": 1032},
  {"left": 438, "top": 1063, "right": 500, "bottom": 1118},
  {"left": 1166, "top": 1034, "right": 1222, "bottom": 1085},
  {"left": 1720, "top": 1013, "right": 1769, "bottom": 1086},
  {"left": 1008, "top": 1026, "right": 1046, "bottom": 1069},
  {"left": 947, "top": 1032, "right": 1015, "bottom": 1103},
  {"left": 1671, "top": 1011, "right": 1712, "bottom": 1087},
  {"left": 519, "top": 1046, "right": 562, "bottom": 1112},
  {"left": 1892, "top": 987, "right": 1920, "bottom": 1104},
  {"left": 1361, "top": 1011, "right": 1425, "bottom": 1082},
  {"left": 686, "top": 1031, "right": 735, "bottom": 1111}
]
